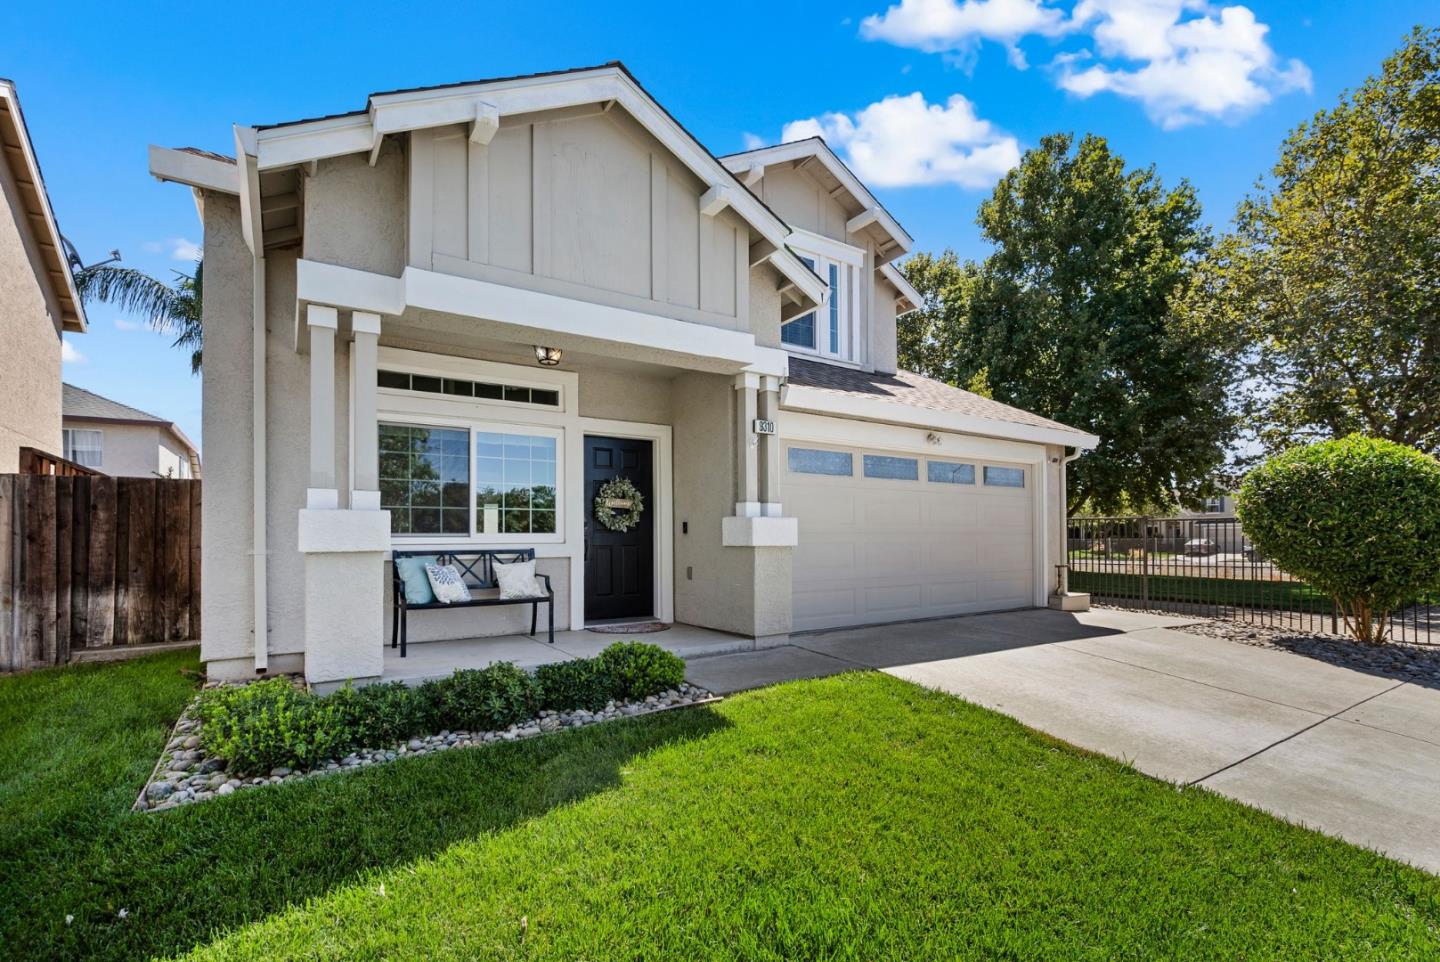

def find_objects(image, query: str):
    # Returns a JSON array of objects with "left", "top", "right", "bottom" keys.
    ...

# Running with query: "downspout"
[
  {"left": 235, "top": 127, "right": 269, "bottom": 674},
  {"left": 1059, "top": 447, "right": 1084, "bottom": 595}
]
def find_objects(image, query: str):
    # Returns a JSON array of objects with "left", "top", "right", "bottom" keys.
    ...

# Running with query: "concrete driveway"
[{"left": 685, "top": 607, "right": 1440, "bottom": 874}]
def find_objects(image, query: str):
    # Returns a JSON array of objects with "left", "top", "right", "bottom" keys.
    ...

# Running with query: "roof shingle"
[{"left": 63, "top": 383, "right": 166, "bottom": 423}]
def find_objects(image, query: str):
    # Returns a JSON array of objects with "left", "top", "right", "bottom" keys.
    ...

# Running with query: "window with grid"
[
  {"left": 379, "top": 424, "right": 470, "bottom": 535},
  {"left": 474, "top": 432, "right": 557, "bottom": 535}
]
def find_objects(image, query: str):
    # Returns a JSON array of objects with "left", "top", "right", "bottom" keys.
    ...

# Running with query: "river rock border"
[{"left": 134, "top": 680, "right": 718, "bottom": 812}]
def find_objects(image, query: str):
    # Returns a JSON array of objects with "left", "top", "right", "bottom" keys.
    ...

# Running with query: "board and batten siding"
[{"left": 409, "top": 110, "right": 750, "bottom": 333}]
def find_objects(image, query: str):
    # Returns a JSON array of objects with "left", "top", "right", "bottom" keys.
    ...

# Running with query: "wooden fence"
[{"left": 0, "top": 474, "right": 201, "bottom": 672}]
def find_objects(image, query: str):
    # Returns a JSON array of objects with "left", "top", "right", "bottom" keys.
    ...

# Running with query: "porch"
[{"left": 376, "top": 623, "right": 758, "bottom": 688}]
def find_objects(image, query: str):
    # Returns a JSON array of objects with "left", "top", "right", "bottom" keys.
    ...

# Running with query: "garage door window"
[
  {"left": 984, "top": 466, "right": 1026, "bottom": 488},
  {"left": 863, "top": 454, "right": 918, "bottom": 481},
  {"left": 788, "top": 448, "right": 853, "bottom": 476},
  {"left": 927, "top": 460, "right": 975, "bottom": 484}
]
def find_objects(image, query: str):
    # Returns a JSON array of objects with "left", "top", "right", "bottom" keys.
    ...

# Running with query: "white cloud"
[
  {"left": 740, "top": 132, "right": 767, "bottom": 151},
  {"left": 862, "top": 0, "right": 1069, "bottom": 67},
  {"left": 114, "top": 317, "right": 143, "bottom": 332},
  {"left": 61, "top": 339, "right": 86, "bottom": 365},
  {"left": 781, "top": 93, "right": 1021, "bottom": 189},
  {"left": 1058, "top": 2, "right": 1311, "bottom": 128},
  {"left": 143, "top": 237, "right": 202, "bottom": 261}
]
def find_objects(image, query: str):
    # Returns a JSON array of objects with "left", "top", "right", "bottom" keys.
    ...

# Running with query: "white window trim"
[{"left": 782, "top": 230, "right": 864, "bottom": 364}]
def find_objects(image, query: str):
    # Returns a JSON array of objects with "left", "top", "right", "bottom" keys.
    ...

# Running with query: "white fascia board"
[
  {"left": 745, "top": 345, "right": 790, "bottom": 379},
  {"left": 880, "top": 262, "right": 923, "bottom": 313},
  {"left": 255, "top": 114, "right": 373, "bottom": 170},
  {"left": 293, "top": 259, "right": 773, "bottom": 372},
  {"left": 234, "top": 128, "right": 264, "bottom": 256},
  {"left": 788, "top": 227, "right": 864, "bottom": 267},
  {"left": 147, "top": 146, "right": 239, "bottom": 195},
  {"left": 769, "top": 248, "right": 826, "bottom": 306},
  {"left": 781, "top": 384, "right": 1100, "bottom": 449}
]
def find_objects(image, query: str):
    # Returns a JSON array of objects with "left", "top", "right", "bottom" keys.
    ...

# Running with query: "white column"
[
  {"left": 733, "top": 372, "right": 761, "bottom": 518},
  {"left": 758, "top": 375, "right": 782, "bottom": 517},
  {"left": 306, "top": 304, "right": 338, "bottom": 509},
  {"left": 350, "top": 311, "right": 381, "bottom": 511}
]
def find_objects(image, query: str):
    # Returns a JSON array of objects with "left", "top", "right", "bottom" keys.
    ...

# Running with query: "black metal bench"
[{"left": 391, "top": 549, "right": 554, "bottom": 657}]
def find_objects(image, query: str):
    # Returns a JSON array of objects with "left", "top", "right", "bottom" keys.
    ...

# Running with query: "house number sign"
[{"left": 752, "top": 418, "right": 777, "bottom": 436}]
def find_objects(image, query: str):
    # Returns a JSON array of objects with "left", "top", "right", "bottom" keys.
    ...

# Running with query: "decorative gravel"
[
  {"left": 134, "top": 681, "right": 718, "bottom": 813},
  {"left": 1097, "top": 604, "right": 1440, "bottom": 685}
]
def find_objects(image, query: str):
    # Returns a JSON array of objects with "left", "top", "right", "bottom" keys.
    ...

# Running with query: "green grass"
[
  {"left": 3, "top": 655, "right": 1439, "bottom": 960},
  {"left": 1071, "top": 569, "right": 1337, "bottom": 611}
]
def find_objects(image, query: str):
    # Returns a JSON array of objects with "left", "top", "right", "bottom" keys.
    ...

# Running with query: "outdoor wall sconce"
[{"left": 534, "top": 346, "right": 563, "bottom": 366}]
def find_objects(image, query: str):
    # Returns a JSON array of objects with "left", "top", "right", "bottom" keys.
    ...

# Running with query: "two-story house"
[{"left": 150, "top": 63, "right": 1097, "bottom": 685}]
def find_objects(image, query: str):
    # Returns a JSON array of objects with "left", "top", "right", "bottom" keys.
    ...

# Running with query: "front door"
[{"left": 584, "top": 435, "right": 655, "bottom": 622}]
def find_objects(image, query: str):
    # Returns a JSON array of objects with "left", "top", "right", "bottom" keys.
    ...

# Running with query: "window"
[
  {"left": 475, "top": 432, "right": 556, "bottom": 535},
  {"left": 863, "top": 454, "right": 918, "bottom": 480},
  {"left": 983, "top": 466, "right": 1025, "bottom": 488},
  {"left": 378, "top": 369, "right": 560, "bottom": 407},
  {"left": 780, "top": 240, "right": 857, "bottom": 362},
  {"left": 380, "top": 424, "right": 470, "bottom": 535},
  {"left": 928, "top": 460, "right": 975, "bottom": 484},
  {"left": 788, "top": 447, "right": 853, "bottom": 477},
  {"left": 1202, "top": 497, "right": 1224, "bottom": 513},
  {"left": 63, "top": 429, "right": 102, "bottom": 468}
]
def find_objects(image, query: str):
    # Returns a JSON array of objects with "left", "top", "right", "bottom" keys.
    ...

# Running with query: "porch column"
[
  {"left": 733, "top": 372, "right": 760, "bottom": 517},
  {"left": 306, "top": 304, "right": 338, "bottom": 509},
  {"left": 350, "top": 311, "right": 381, "bottom": 510},
  {"left": 298, "top": 302, "right": 389, "bottom": 688},
  {"left": 757, "top": 375, "right": 782, "bottom": 517}
]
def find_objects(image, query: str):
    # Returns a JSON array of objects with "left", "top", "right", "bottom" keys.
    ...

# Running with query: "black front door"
[{"left": 584, "top": 435, "right": 655, "bottom": 622}]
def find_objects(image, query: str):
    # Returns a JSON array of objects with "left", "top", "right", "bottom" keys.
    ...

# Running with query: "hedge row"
[{"left": 195, "top": 641, "right": 685, "bottom": 775}]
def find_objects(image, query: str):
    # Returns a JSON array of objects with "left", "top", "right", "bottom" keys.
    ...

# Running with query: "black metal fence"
[{"left": 1067, "top": 515, "right": 1437, "bottom": 645}]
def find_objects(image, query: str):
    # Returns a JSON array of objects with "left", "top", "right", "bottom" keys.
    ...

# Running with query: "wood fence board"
[
  {"left": 54, "top": 477, "right": 73, "bottom": 663},
  {"left": 85, "top": 478, "right": 117, "bottom": 649},
  {"left": 0, "top": 477, "right": 16, "bottom": 671},
  {"left": 123, "top": 480, "right": 156, "bottom": 646},
  {"left": 112, "top": 480, "right": 131, "bottom": 646},
  {"left": 22, "top": 478, "right": 58, "bottom": 665},
  {"left": 188, "top": 481, "right": 202, "bottom": 641},
  {"left": 164, "top": 482, "right": 189, "bottom": 642},
  {"left": 69, "top": 477, "right": 90, "bottom": 650}
]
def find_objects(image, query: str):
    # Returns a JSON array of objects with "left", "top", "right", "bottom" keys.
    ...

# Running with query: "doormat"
[{"left": 585, "top": 622, "right": 671, "bottom": 634}]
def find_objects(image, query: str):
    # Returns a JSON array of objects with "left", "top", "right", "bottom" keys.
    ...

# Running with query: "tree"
[
  {"left": 1191, "top": 26, "right": 1440, "bottom": 456},
  {"left": 962, "top": 133, "right": 1236, "bottom": 512},
  {"left": 897, "top": 250, "right": 979, "bottom": 387},
  {"left": 1237, "top": 436, "right": 1440, "bottom": 644},
  {"left": 76, "top": 260, "right": 203, "bottom": 374}
]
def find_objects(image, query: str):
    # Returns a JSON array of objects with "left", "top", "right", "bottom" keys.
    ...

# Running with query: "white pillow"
[
  {"left": 494, "top": 560, "right": 543, "bottom": 600},
  {"left": 424, "top": 563, "right": 472, "bottom": 604}
]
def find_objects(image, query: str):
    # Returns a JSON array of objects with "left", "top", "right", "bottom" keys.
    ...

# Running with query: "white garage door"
[{"left": 786, "top": 443, "right": 1036, "bottom": 632}]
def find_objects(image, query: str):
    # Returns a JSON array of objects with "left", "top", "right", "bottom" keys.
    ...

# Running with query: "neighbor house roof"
[
  {"left": 63, "top": 384, "right": 201, "bottom": 469},
  {"left": 783, "top": 357, "right": 1099, "bottom": 449},
  {"left": 0, "top": 78, "right": 86, "bottom": 333}
]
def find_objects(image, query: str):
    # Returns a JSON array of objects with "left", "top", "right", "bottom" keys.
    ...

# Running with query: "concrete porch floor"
[{"left": 381, "top": 623, "right": 758, "bottom": 685}]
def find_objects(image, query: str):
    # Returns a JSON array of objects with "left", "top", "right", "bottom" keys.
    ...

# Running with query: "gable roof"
[
  {"left": 784, "top": 357, "right": 1099, "bottom": 449},
  {"left": 63, "top": 383, "right": 201, "bottom": 461},
  {"left": 0, "top": 79, "right": 86, "bottom": 333},
  {"left": 720, "top": 137, "right": 914, "bottom": 265}
]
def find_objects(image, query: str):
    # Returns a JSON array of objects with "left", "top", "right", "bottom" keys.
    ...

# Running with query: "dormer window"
[{"left": 781, "top": 231, "right": 862, "bottom": 363}]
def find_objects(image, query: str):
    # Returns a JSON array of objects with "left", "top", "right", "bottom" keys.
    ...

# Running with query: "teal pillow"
[{"left": 395, "top": 555, "right": 437, "bottom": 605}]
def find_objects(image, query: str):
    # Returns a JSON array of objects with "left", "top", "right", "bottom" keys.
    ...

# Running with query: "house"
[
  {"left": 62, "top": 383, "right": 201, "bottom": 478},
  {"left": 148, "top": 63, "right": 1098, "bottom": 685},
  {"left": 0, "top": 78, "right": 86, "bottom": 472}
]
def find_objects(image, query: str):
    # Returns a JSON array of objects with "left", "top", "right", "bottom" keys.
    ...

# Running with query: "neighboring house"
[
  {"left": 0, "top": 78, "right": 86, "bottom": 472},
  {"left": 149, "top": 62, "right": 1098, "bottom": 685},
  {"left": 61, "top": 383, "right": 201, "bottom": 478},
  {"left": 1162, "top": 493, "right": 1248, "bottom": 554}
]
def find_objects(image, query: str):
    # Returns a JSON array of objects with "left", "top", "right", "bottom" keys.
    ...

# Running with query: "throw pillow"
[
  {"left": 425, "top": 563, "right": 472, "bottom": 604},
  {"left": 494, "top": 560, "right": 543, "bottom": 600},
  {"left": 394, "top": 555, "right": 436, "bottom": 605}
]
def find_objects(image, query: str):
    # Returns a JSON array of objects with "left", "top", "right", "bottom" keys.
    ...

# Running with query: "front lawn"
[
  {"left": 1071, "top": 569, "right": 1336, "bottom": 611},
  {"left": 3, "top": 654, "right": 1438, "bottom": 960}
]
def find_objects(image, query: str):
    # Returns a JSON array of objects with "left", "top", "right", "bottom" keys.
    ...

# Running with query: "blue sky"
[{"left": 2, "top": 1, "right": 1431, "bottom": 450}]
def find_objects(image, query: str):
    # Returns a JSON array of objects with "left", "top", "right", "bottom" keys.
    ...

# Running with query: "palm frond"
[{"left": 76, "top": 265, "right": 189, "bottom": 333}]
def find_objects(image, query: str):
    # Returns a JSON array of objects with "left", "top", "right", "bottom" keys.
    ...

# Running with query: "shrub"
[
  {"left": 595, "top": 642, "right": 685, "bottom": 700},
  {"left": 195, "top": 679, "right": 352, "bottom": 775},
  {"left": 535, "top": 658, "right": 612, "bottom": 712},
  {"left": 1237, "top": 435, "right": 1440, "bottom": 643},
  {"left": 431, "top": 662, "right": 539, "bottom": 731},
  {"left": 328, "top": 681, "right": 430, "bottom": 748}
]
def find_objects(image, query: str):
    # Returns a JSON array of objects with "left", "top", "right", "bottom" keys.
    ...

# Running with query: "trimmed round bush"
[
  {"left": 328, "top": 681, "right": 431, "bottom": 748},
  {"left": 432, "top": 662, "right": 539, "bottom": 731},
  {"left": 595, "top": 642, "right": 685, "bottom": 700},
  {"left": 195, "top": 678, "right": 351, "bottom": 775},
  {"left": 535, "top": 658, "right": 612, "bottom": 712},
  {"left": 1237, "top": 436, "right": 1440, "bottom": 643}
]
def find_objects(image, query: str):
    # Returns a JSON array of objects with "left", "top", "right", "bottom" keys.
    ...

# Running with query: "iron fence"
[{"left": 1067, "top": 515, "right": 1437, "bottom": 645}]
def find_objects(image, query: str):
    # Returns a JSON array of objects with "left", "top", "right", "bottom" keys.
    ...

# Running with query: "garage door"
[{"left": 786, "top": 443, "right": 1036, "bottom": 632}]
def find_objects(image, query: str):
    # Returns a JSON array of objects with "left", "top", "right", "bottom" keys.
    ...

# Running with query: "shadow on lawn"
[{"left": 15, "top": 704, "right": 730, "bottom": 962}]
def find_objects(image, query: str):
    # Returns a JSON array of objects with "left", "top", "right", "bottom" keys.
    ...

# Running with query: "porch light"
[{"left": 534, "top": 345, "right": 562, "bottom": 366}]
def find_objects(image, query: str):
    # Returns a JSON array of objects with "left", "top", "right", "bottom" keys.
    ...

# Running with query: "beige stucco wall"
[
  {"left": 0, "top": 144, "right": 62, "bottom": 471},
  {"left": 61, "top": 419, "right": 162, "bottom": 477},
  {"left": 303, "top": 140, "right": 406, "bottom": 277}
]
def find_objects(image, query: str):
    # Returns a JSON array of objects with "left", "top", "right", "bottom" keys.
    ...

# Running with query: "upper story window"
[
  {"left": 63, "top": 429, "right": 102, "bottom": 468},
  {"left": 780, "top": 231, "right": 862, "bottom": 363}
]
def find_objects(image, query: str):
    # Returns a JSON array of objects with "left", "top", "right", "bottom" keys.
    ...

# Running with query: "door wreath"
[{"left": 594, "top": 477, "right": 645, "bottom": 533}]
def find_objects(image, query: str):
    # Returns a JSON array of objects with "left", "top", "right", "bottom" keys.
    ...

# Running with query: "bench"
[{"left": 391, "top": 549, "right": 555, "bottom": 657}]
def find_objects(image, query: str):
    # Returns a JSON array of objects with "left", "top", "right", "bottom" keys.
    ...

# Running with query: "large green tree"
[
  {"left": 930, "top": 132, "right": 1235, "bottom": 512},
  {"left": 1190, "top": 26, "right": 1440, "bottom": 456},
  {"left": 76, "top": 260, "right": 203, "bottom": 374}
]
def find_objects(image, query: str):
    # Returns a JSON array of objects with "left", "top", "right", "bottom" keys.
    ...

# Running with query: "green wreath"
[{"left": 594, "top": 477, "right": 645, "bottom": 533}]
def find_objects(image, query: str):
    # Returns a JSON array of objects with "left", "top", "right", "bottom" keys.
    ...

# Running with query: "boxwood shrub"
[
  {"left": 595, "top": 641, "right": 685, "bottom": 700},
  {"left": 534, "top": 657, "right": 612, "bottom": 711},
  {"left": 1237, "top": 435, "right": 1440, "bottom": 643},
  {"left": 429, "top": 662, "right": 540, "bottom": 731},
  {"left": 195, "top": 678, "right": 350, "bottom": 776}
]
